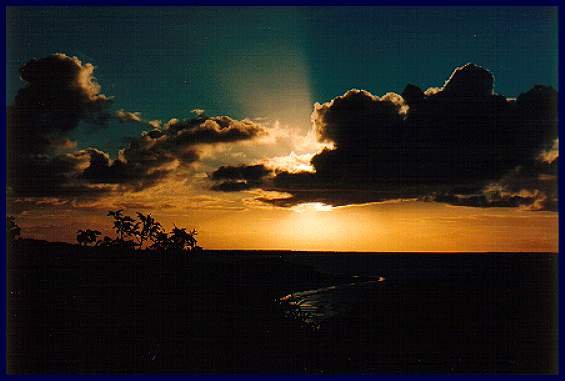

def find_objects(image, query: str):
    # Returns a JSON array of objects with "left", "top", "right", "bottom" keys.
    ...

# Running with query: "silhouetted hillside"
[{"left": 7, "top": 239, "right": 558, "bottom": 374}]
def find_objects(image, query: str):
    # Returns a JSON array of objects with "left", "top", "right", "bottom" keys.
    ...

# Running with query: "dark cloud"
[
  {"left": 434, "top": 151, "right": 558, "bottom": 211},
  {"left": 81, "top": 115, "right": 267, "bottom": 191},
  {"left": 441, "top": 63, "right": 494, "bottom": 97},
  {"left": 7, "top": 54, "right": 269, "bottom": 201},
  {"left": 211, "top": 164, "right": 272, "bottom": 182},
  {"left": 211, "top": 63, "right": 558, "bottom": 211},
  {"left": 7, "top": 148, "right": 107, "bottom": 199},
  {"left": 7, "top": 53, "right": 113, "bottom": 198},
  {"left": 211, "top": 181, "right": 255, "bottom": 192},
  {"left": 210, "top": 164, "right": 272, "bottom": 192}
]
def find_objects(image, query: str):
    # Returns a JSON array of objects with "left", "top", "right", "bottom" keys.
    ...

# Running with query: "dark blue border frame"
[
  {"left": 0, "top": 1, "right": 563, "bottom": 5},
  {"left": 1, "top": 1, "right": 562, "bottom": 379},
  {"left": 2, "top": 3, "right": 7, "bottom": 379}
]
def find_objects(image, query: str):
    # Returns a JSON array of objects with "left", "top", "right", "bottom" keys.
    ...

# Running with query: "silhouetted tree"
[
  {"left": 108, "top": 209, "right": 140, "bottom": 245},
  {"left": 76, "top": 229, "right": 101, "bottom": 246},
  {"left": 107, "top": 209, "right": 125, "bottom": 240},
  {"left": 170, "top": 226, "right": 198, "bottom": 252},
  {"left": 96, "top": 236, "right": 114, "bottom": 247},
  {"left": 187, "top": 229, "right": 198, "bottom": 251},
  {"left": 7, "top": 216, "right": 21, "bottom": 243},
  {"left": 150, "top": 231, "right": 172, "bottom": 251},
  {"left": 103, "top": 210, "right": 201, "bottom": 253},
  {"left": 76, "top": 230, "right": 88, "bottom": 246},
  {"left": 89, "top": 229, "right": 102, "bottom": 244},
  {"left": 135, "top": 212, "right": 162, "bottom": 250}
]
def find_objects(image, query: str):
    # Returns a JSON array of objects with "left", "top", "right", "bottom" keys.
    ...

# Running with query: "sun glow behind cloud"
[
  {"left": 291, "top": 202, "right": 334, "bottom": 213},
  {"left": 6, "top": 7, "right": 558, "bottom": 253},
  {"left": 219, "top": 39, "right": 314, "bottom": 134}
]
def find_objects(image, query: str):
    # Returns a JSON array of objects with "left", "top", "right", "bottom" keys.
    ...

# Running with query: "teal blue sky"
[{"left": 6, "top": 6, "right": 558, "bottom": 154}]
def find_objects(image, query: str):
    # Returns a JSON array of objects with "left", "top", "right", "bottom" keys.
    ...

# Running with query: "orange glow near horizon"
[{"left": 14, "top": 200, "right": 558, "bottom": 253}]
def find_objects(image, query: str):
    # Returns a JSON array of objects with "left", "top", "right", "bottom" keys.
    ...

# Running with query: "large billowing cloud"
[
  {"left": 211, "top": 64, "right": 558, "bottom": 211},
  {"left": 7, "top": 53, "right": 113, "bottom": 198},
  {"left": 7, "top": 54, "right": 268, "bottom": 203}
]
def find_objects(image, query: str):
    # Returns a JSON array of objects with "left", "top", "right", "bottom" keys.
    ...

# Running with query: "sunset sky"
[{"left": 6, "top": 6, "right": 558, "bottom": 251}]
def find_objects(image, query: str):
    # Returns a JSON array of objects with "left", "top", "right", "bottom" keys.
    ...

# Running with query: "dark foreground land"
[{"left": 7, "top": 239, "right": 558, "bottom": 374}]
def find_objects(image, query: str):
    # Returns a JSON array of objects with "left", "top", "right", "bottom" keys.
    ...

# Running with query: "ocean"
[{"left": 275, "top": 252, "right": 558, "bottom": 373}]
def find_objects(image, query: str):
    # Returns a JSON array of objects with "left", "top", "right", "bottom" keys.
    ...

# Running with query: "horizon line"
[
  {"left": 205, "top": 249, "right": 558, "bottom": 254},
  {"left": 17, "top": 239, "right": 557, "bottom": 255}
]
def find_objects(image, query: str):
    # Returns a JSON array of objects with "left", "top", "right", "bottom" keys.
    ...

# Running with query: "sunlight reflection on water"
[{"left": 279, "top": 277, "right": 385, "bottom": 326}]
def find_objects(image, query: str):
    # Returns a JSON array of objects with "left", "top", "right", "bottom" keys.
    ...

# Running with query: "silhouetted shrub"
[
  {"left": 76, "top": 229, "right": 101, "bottom": 246},
  {"left": 7, "top": 216, "right": 21, "bottom": 243}
]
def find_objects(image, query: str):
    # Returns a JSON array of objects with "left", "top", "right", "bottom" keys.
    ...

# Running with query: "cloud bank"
[
  {"left": 211, "top": 64, "right": 558, "bottom": 211},
  {"left": 7, "top": 54, "right": 268, "bottom": 203}
]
